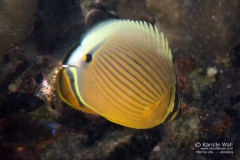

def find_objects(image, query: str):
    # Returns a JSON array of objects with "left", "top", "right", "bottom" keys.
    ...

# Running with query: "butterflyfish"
[{"left": 56, "top": 19, "right": 180, "bottom": 129}]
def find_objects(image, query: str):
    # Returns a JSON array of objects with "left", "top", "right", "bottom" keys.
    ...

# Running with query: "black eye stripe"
[{"left": 85, "top": 54, "right": 92, "bottom": 63}]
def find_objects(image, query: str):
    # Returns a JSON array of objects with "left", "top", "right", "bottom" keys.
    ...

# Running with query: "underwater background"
[{"left": 0, "top": 0, "right": 240, "bottom": 159}]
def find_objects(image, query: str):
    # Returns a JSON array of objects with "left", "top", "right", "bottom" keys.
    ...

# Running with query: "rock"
[
  {"left": 229, "top": 42, "right": 240, "bottom": 68},
  {"left": 146, "top": 0, "right": 240, "bottom": 62}
]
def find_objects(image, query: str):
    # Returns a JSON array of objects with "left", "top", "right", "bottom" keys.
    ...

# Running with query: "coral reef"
[
  {"left": 0, "top": 0, "right": 240, "bottom": 159},
  {"left": 146, "top": 0, "right": 240, "bottom": 61},
  {"left": 0, "top": 0, "right": 38, "bottom": 55},
  {"left": 81, "top": 0, "right": 156, "bottom": 29}
]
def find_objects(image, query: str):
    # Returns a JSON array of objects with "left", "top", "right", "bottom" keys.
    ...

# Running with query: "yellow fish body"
[{"left": 56, "top": 19, "right": 180, "bottom": 129}]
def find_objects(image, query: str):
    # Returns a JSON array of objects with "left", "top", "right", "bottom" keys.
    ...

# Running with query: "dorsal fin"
[
  {"left": 52, "top": 35, "right": 80, "bottom": 63},
  {"left": 80, "top": 19, "right": 173, "bottom": 62}
]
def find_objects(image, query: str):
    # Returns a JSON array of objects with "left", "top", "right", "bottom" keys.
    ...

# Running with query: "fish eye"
[{"left": 82, "top": 54, "right": 92, "bottom": 63}]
